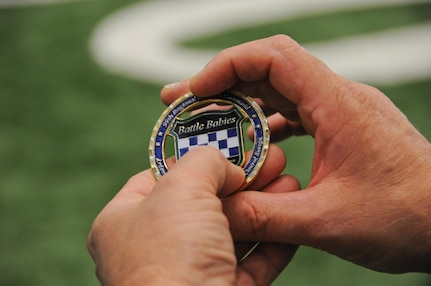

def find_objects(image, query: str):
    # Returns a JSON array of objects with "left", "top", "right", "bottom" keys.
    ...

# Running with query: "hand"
[
  {"left": 88, "top": 146, "right": 300, "bottom": 285},
  {"left": 161, "top": 35, "right": 431, "bottom": 273}
]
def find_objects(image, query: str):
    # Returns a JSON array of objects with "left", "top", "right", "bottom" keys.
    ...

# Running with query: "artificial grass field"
[{"left": 1, "top": 0, "right": 430, "bottom": 285}]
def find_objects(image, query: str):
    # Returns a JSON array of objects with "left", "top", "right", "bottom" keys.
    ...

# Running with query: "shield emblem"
[{"left": 169, "top": 107, "right": 246, "bottom": 166}]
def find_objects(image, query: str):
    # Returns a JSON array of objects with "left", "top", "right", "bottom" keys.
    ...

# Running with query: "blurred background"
[{"left": 1, "top": 0, "right": 430, "bottom": 285}]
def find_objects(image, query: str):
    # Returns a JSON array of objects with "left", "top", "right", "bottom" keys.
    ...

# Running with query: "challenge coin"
[{"left": 149, "top": 91, "right": 269, "bottom": 188}]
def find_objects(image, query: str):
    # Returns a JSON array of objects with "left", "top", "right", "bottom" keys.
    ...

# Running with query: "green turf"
[
  {"left": 181, "top": 2, "right": 431, "bottom": 48},
  {"left": 0, "top": 1, "right": 430, "bottom": 285}
]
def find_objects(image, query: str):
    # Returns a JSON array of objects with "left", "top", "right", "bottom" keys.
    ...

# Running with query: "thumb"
[
  {"left": 155, "top": 146, "right": 245, "bottom": 198},
  {"left": 222, "top": 187, "right": 322, "bottom": 246}
]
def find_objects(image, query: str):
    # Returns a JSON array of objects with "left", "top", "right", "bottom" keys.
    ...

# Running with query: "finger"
[
  {"left": 223, "top": 187, "right": 317, "bottom": 246},
  {"left": 190, "top": 35, "right": 333, "bottom": 103},
  {"left": 227, "top": 174, "right": 301, "bottom": 260},
  {"left": 163, "top": 143, "right": 285, "bottom": 193},
  {"left": 260, "top": 174, "right": 301, "bottom": 194},
  {"left": 189, "top": 35, "right": 342, "bottom": 136},
  {"left": 246, "top": 144, "right": 286, "bottom": 191},
  {"left": 236, "top": 242, "right": 298, "bottom": 285},
  {"left": 160, "top": 78, "right": 191, "bottom": 105},
  {"left": 232, "top": 81, "right": 300, "bottom": 121},
  {"left": 155, "top": 146, "right": 245, "bottom": 198},
  {"left": 260, "top": 113, "right": 308, "bottom": 142},
  {"left": 247, "top": 113, "right": 307, "bottom": 143},
  {"left": 267, "top": 113, "right": 307, "bottom": 137},
  {"left": 115, "top": 170, "right": 157, "bottom": 198}
]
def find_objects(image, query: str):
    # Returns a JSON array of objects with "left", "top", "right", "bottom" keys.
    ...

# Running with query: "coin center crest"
[
  {"left": 149, "top": 91, "right": 270, "bottom": 189},
  {"left": 170, "top": 107, "right": 245, "bottom": 165}
]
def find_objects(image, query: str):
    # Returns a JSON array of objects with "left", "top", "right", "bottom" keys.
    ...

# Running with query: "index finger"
[
  {"left": 190, "top": 35, "right": 335, "bottom": 103},
  {"left": 189, "top": 35, "right": 344, "bottom": 136}
]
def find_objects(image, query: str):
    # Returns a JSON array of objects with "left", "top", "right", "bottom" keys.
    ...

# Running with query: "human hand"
[
  {"left": 161, "top": 35, "right": 431, "bottom": 273},
  {"left": 88, "top": 145, "right": 300, "bottom": 285}
]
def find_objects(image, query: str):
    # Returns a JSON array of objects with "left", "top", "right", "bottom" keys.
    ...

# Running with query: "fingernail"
[{"left": 163, "top": 82, "right": 179, "bottom": 89}]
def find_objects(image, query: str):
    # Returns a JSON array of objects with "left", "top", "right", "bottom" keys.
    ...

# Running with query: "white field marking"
[
  {"left": 0, "top": 0, "right": 89, "bottom": 8},
  {"left": 90, "top": 0, "right": 431, "bottom": 85}
]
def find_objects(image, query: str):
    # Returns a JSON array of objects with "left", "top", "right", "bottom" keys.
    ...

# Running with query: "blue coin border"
[{"left": 149, "top": 91, "right": 270, "bottom": 188}]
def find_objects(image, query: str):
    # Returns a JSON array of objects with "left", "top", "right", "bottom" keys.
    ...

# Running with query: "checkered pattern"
[{"left": 178, "top": 127, "right": 240, "bottom": 159}]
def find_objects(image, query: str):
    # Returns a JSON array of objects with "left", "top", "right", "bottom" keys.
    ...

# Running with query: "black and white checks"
[{"left": 178, "top": 127, "right": 240, "bottom": 159}]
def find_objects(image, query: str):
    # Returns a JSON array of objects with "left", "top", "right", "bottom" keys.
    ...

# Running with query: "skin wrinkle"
[
  {"left": 310, "top": 81, "right": 389, "bottom": 184},
  {"left": 311, "top": 122, "right": 360, "bottom": 184},
  {"left": 186, "top": 227, "right": 235, "bottom": 281},
  {"left": 148, "top": 206, "right": 231, "bottom": 284},
  {"left": 237, "top": 192, "right": 270, "bottom": 242},
  {"left": 281, "top": 192, "right": 321, "bottom": 246},
  {"left": 361, "top": 116, "right": 423, "bottom": 189},
  {"left": 230, "top": 191, "right": 304, "bottom": 244},
  {"left": 301, "top": 188, "right": 380, "bottom": 259},
  {"left": 292, "top": 187, "right": 339, "bottom": 246},
  {"left": 317, "top": 184, "right": 374, "bottom": 246}
]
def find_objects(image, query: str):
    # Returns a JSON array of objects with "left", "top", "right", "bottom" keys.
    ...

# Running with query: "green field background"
[{"left": 1, "top": 1, "right": 430, "bottom": 285}]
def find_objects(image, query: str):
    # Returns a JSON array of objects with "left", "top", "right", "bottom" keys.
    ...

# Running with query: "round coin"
[{"left": 149, "top": 91, "right": 269, "bottom": 189}]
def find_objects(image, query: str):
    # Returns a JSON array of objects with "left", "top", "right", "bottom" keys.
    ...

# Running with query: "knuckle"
[
  {"left": 86, "top": 215, "right": 104, "bottom": 257},
  {"left": 240, "top": 194, "right": 269, "bottom": 240},
  {"left": 86, "top": 228, "right": 97, "bottom": 257},
  {"left": 269, "top": 34, "right": 299, "bottom": 51}
]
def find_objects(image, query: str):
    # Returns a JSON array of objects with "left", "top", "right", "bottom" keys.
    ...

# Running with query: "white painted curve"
[{"left": 90, "top": 0, "right": 431, "bottom": 85}]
